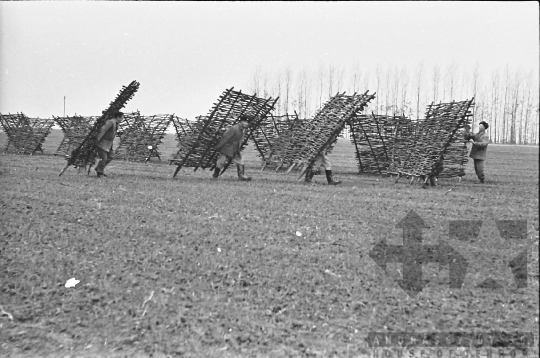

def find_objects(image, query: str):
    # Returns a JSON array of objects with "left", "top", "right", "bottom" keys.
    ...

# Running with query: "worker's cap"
[{"left": 479, "top": 121, "right": 489, "bottom": 129}]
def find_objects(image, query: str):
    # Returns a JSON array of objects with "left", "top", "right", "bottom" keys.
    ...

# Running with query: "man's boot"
[
  {"left": 429, "top": 175, "right": 437, "bottom": 187},
  {"left": 212, "top": 167, "right": 221, "bottom": 179},
  {"left": 325, "top": 170, "right": 342, "bottom": 185},
  {"left": 305, "top": 167, "right": 314, "bottom": 183},
  {"left": 95, "top": 161, "right": 105, "bottom": 177},
  {"left": 237, "top": 165, "right": 252, "bottom": 181}
]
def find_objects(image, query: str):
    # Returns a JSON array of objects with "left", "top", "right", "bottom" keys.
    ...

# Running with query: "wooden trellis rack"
[
  {"left": 169, "top": 116, "right": 194, "bottom": 165},
  {"left": 171, "top": 115, "right": 194, "bottom": 138},
  {"left": 298, "top": 91, "right": 376, "bottom": 178},
  {"left": 58, "top": 80, "right": 140, "bottom": 176},
  {"left": 0, "top": 113, "right": 55, "bottom": 155},
  {"left": 260, "top": 91, "right": 376, "bottom": 178},
  {"left": 171, "top": 87, "right": 278, "bottom": 178},
  {"left": 387, "top": 98, "right": 475, "bottom": 181},
  {"left": 348, "top": 113, "right": 414, "bottom": 175},
  {"left": 53, "top": 115, "right": 98, "bottom": 157},
  {"left": 115, "top": 112, "right": 172, "bottom": 162},
  {"left": 424, "top": 98, "right": 475, "bottom": 179},
  {"left": 54, "top": 112, "right": 143, "bottom": 157},
  {"left": 252, "top": 112, "right": 301, "bottom": 167}
]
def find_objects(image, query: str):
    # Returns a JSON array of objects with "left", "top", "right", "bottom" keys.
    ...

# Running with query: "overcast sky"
[{"left": 0, "top": 1, "right": 538, "bottom": 120}]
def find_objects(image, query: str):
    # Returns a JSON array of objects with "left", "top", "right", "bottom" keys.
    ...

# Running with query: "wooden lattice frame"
[
  {"left": 53, "top": 115, "right": 98, "bottom": 157},
  {"left": 349, "top": 113, "right": 414, "bottom": 175},
  {"left": 169, "top": 116, "right": 194, "bottom": 165},
  {"left": 171, "top": 87, "right": 278, "bottom": 178},
  {"left": 262, "top": 91, "right": 376, "bottom": 177},
  {"left": 0, "top": 113, "right": 55, "bottom": 155},
  {"left": 252, "top": 112, "right": 301, "bottom": 167},
  {"left": 425, "top": 99, "right": 475, "bottom": 179},
  {"left": 171, "top": 115, "right": 194, "bottom": 139},
  {"left": 115, "top": 113, "right": 172, "bottom": 162},
  {"left": 387, "top": 98, "right": 475, "bottom": 180},
  {"left": 59, "top": 80, "right": 140, "bottom": 176}
]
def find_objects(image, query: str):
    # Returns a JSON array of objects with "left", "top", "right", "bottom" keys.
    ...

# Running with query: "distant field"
[{"left": 0, "top": 130, "right": 538, "bottom": 357}]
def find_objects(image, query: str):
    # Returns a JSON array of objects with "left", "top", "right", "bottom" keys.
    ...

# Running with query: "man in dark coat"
[
  {"left": 467, "top": 121, "right": 490, "bottom": 183},
  {"left": 213, "top": 115, "right": 251, "bottom": 181},
  {"left": 94, "top": 111, "right": 123, "bottom": 177}
]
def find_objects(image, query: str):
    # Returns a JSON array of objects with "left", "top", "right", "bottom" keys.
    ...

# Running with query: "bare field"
[{"left": 0, "top": 131, "right": 539, "bottom": 357}]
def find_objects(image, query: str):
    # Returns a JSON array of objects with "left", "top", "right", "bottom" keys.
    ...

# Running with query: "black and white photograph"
[{"left": 0, "top": 2, "right": 538, "bottom": 357}]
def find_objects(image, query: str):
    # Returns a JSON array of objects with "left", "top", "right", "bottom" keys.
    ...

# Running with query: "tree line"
[{"left": 249, "top": 63, "right": 539, "bottom": 145}]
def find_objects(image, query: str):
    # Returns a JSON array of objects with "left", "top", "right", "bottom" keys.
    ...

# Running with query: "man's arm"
[
  {"left": 473, "top": 133, "right": 490, "bottom": 147},
  {"left": 96, "top": 120, "right": 113, "bottom": 142}
]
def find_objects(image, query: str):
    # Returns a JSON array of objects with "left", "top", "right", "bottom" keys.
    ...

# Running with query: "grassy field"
[{"left": 0, "top": 130, "right": 539, "bottom": 358}]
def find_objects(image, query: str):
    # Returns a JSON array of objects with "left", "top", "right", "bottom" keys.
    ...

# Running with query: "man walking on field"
[
  {"left": 95, "top": 111, "right": 123, "bottom": 178},
  {"left": 212, "top": 114, "right": 252, "bottom": 181},
  {"left": 304, "top": 149, "right": 342, "bottom": 185},
  {"left": 467, "top": 121, "right": 490, "bottom": 184}
]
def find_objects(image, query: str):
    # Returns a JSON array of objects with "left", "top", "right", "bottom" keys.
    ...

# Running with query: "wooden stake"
[{"left": 285, "top": 163, "right": 297, "bottom": 174}]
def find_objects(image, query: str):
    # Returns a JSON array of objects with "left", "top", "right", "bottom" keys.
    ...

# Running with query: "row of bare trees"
[{"left": 249, "top": 63, "right": 539, "bottom": 145}]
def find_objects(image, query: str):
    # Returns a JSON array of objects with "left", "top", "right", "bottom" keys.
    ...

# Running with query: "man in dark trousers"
[
  {"left": 467, "top": 121, "right": 490, "bottom": 183},
  {"left": 421, "top": 155, "right": 444, "bottom": 189},
  {"left": 94, "top": 111, "right": 123, "bottom": 177},
  {"left": 212, "top": 114, "right": 252, "bottom": 181}
]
